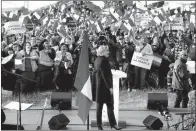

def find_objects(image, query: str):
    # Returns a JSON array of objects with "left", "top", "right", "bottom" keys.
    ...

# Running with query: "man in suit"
[{"left": 92, "top": 45, "right": 122, "bottom": 130}]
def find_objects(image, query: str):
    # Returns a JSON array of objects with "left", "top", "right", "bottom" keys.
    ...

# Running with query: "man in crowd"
[
  {"left": 130, "top": 30, "right": 153, "bottom": 89},
  {"left": 172, "top": 50, "right": 191, "bottom": 108}
]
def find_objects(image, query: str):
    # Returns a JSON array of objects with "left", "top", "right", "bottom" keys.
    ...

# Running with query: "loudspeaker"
[
  {"left": 143, "top": 115, "right": 163, "bottom": 130},
  {"left": 51, "top": 92, "right": 72, "bottom": 110},
  {"left": 1, "top": 109, "right": 24, "bottom": 130},
  {"left": 147, "top": 93, "right": 168, "bottom": 110},
  {"left": 48, "top": 113, "right": 70, "bottom": 130},
  {"left": 2, "top": 109, "right": 6, "bottom": 124}
]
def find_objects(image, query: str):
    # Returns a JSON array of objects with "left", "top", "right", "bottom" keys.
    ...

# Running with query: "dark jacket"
[
  {"left": 182, "top": 35, "right": 196, "bottom": 61},
  {"left": 92, "top": 56, "right": 113, "bottom": 103},
  {"left": 125, "top": 42, "right": 135, "bottom": 63},
  {"left": 172, "top": 59, "right": 190, "bottom": 92}
]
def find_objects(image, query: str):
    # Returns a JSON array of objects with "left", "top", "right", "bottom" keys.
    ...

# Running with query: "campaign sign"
[
  {"left": 66, "top": 17, "right": 78, "bottom": 28},
  {"left": 4, "top": 21, "right": 26, "bottom": 35},
  {"left": 171, "top": 16, "right": 184, "bottom": 30},
  {"left": 186, "top": 61, "right": 195, "bottom": 74},
  {"left": 131, "top": 52, "right": 154, "bottom": 70}
]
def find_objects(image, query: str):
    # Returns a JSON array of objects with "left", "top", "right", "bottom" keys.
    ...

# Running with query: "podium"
[{"left": 91, "top": 70, "right": 127, "bottom": 127}]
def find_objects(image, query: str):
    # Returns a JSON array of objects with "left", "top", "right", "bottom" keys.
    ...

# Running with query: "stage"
[{"left": 2, "top": 108, "right": 190, "bottom": 130}]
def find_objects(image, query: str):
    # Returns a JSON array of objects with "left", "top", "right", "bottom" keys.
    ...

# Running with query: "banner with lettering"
[
  {"left": 186, "top": 61, "right": 195, "bottom": 74},
  {"left": 131, "top": 52, "right": 154, "bottom": 70},
  {"left": 4, "top": 21, "right": 26, "bottom": 35},
  {"left": 66, "top": 17, "right": 78, "bottom": 28},
  {"left": 171, "top": 16, "right": 184, "bottom": 30}
]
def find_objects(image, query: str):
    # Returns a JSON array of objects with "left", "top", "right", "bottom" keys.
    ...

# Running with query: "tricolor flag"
[
  {"left": 121, "top": 20, "right": 132, "bottom": 32},
  {"left": 157, "top": 14, "right": 166, "bottom": 22},
  {"left": 91, "top": 1, "right": 105, "bottom": 9},
  {"left": 190, "top": 14, "right": 195, "bottom": 24},
  {"left": 154, "top": 16, "right": 162, "bottom": 25},
  {"left": 74, "top": 31, "right": 93, "bottom": 124},
  {"left": 86, "top": 1, "right": 102, "bottom": 13},
  {"left": 57, "top": 24, "right": 67, "bottom": 38},
  {"left": 73, "top": 14, "right": 80, "bottom": 21},
  {"left": 3, "top": 12, "right": 8, "bottom": 17},
  {"left": 110, "top": 12, "right": 118, "bottom": 23},
  {"left": 9, "top": 11, "right": 19, "bottom": 21},
  {"left": 15, "top": 58, "right": 23, "bottom": 71},
  {"left": 60, "top": 4, "right": 66, "bottom": 13},
  {"left": 5, "top": 12, "right": 10, "bottom": 18},
  {"left": 151, "top": 1, "right": 164, "bottom": 8},
  {"left": 34, "top": 11, "right": 42, "bottom": 20},
  {"left": 136, "top": 1, "right": 147, "bottom": 11},
  {"left": 189, "top": 22, "right": 195, "bottom": 32},
  {"left": 149, "top": 19, "right": 157, "bottom": 26},
  {"left": 129, "top": 18, "right": 136, "bottom": 27},
  {"left": 101, "top": 17, "right": 107, "bottom": 24},
  {"left": 96, "top": 20, "right": 104, "bottom": 32},
  {"left": 42, "top": 16, "right": 49, "bottom": 26},
  {"left": 160, "top": 8, "right": 171, "bottom": 23},
  {"left": 110, "top": 7, "right": 120, "bottom": 21},
  {"left": 19, "top": 15, "right": 30, "bottom": 24},
  {"left": 22, "top": 10, "right": 29, "bottom": 15}
]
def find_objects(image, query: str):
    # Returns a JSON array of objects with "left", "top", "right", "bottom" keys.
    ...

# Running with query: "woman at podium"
[{"left": 93, "top": 45, "right": 122, "bottom": 130}]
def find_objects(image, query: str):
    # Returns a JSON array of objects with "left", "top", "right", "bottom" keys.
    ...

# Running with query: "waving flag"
[{"left": 74, "top": 31, "right": 93, "bottom": 124}]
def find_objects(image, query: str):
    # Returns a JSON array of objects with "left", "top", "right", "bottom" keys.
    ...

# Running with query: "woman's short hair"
[
  {"left": 23, "top": 42, "right": 32, "bottom": 51},
  {"left": 96, "top": 45, "right": 108, "bottom": 56},
  {"left": 39, "top": 39, "right": 48, "bottom": 51}
]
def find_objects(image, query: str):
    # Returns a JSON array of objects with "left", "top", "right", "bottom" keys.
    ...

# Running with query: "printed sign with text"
[
  {"left": 131, "top": 52, "right": 154, "bottom": 70},
  {"left": 4, "top": 21, "right": 26, "bottom": 35}
]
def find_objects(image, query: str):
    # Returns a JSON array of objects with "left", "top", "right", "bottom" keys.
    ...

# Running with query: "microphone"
[{"left": 156, "top": 102, "right": 173, "bottom": 121}]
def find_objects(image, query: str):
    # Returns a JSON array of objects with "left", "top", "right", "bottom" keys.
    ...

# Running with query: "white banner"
[
  {"left": 131, "top": 52, "right": 154, "bottom": 70},
  {"left": 4, "top": 21, "right": 26, "bottom": 35},
  {"left": 171, "top": 16, "right": 184, "bottom": 30},
  {"left": 186, "top": 61, "right": 195, "bottom": 74}
]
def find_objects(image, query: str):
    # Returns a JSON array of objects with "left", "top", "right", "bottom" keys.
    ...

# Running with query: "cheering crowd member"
[
  {"left": 182, "top": 33, "right": 196, "bottom": 90},
  {"left": 54, "top": 43, "right": 73, "bottom": 92},
  {"left": 15, "top": 42, "right": 39, "bottom": 94},
  {"left": 130, "top": 30, "right": 153, "bottom": 90},
  {"left": 122, "top": 35, "right": 135, "bottom": 91},
  {"left": 93, "top": 45, "right": 122, "bottom": 130},
  {"left": 172, "top": 50, "right": 191, "bottom": 108},
  {"left": 36, "top": 39, "right": 56, "bottom": 91}
]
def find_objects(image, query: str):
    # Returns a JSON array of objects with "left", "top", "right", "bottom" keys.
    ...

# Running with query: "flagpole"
[
  {"left": 87, "top": 114, "right": 90, "bottom": 130},
  {"left": 145, "top": 0, "right": 147, "bottom": 8}
]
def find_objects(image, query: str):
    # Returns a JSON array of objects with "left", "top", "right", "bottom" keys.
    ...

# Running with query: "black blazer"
[{"left": 92, "top": 56, "right": 113, "bottom": 103}]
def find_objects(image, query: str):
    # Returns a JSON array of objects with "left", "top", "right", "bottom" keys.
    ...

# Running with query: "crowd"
[{"left": 1, "top": 1, "right": 196, "bottom": 97}]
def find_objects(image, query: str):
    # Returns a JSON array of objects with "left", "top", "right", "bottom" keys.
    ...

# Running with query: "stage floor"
[{"left": 2, "top": 108, "right": 190, "bottom": 130}]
